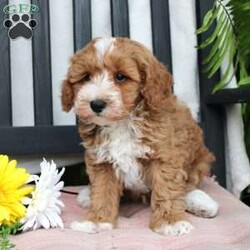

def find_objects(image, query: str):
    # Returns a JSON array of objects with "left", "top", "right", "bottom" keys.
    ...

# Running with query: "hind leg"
[
  {"left": 185, "top": 158, "right": 219, "bottom": 218},
  {"left": 185, "top": 189, "right": 219, "bottom": 218},
  {"left": 147, "top": 157, "right": 194, "bottom": 236}
]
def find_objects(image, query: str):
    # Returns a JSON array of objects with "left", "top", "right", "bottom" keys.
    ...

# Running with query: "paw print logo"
[{"left": 3, "top": 14, "right": 37, "bottom": 40}]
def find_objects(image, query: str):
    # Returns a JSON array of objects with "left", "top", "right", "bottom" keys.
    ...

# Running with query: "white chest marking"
[{"left": 94, "top": 119, "right": 151, "bottom": 193}]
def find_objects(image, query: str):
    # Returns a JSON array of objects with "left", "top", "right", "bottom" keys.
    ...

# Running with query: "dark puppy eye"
[
  {"left": 115, "top": 73, "right": 126, "bottom": 83},
  {"left": 82, "top": 74, "right": 90, "bottom": 82}
]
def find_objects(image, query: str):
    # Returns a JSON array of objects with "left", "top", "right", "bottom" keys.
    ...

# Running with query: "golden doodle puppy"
[{"left": 62, "top": 37, "right": 219, "bottom": 236}]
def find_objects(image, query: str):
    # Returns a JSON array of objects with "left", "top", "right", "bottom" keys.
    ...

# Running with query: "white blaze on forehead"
[{"left": 94, "top": 37, "right": 115, "bottom": 61}]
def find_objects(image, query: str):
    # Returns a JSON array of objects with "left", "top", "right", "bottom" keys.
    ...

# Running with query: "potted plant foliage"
[{"left": 197, "top": 0, "right": 250, "bottom": 205}]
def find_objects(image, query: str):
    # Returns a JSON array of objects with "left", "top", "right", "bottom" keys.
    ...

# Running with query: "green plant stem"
[
  {"left": 217, "top": 0, "right": 235, "bottom": 31},
  {"left": 0, "top": 232, "right": 14, "bottom": 250},
  {"left": 0, "top": 223, "right": 21, "bottom": 250}
]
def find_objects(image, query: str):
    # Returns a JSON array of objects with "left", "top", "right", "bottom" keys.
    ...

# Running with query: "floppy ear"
[
  {"left": 141, "top": 58, "right": 173, "bottom": 108},
  {"left": 61, "top": 79, "right": 74, "bottom": 112}
]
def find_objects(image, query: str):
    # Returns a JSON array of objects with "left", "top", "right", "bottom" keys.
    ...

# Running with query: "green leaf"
[
  {"left": 212, "top": 65, "right": 232, "bottom": 93},
  {"left": 239, "top": 59, "right": 248, "bottom": 79},
  {"left": 241, "top": 2, "right": 250, "bottom": 11},
  {"left": 203, "top": 22, "right": 233, "bottom": 73},
  {"left": 198, "top": 11, "right": 229, "bottom": 49},
  {"left": 207, "top": 30, "right": 234, "bottom": 78},
  {"left": 203, "top": 23, "right": 232, "bottom": 71},
  {"left": 196, "top": 7, "right": 219, "bottom": 35},
  {"left": 212, "top": 40, "right": 236, "bottom": 93},
  {"left": 238, "top": 77, "right": 250, "bottom": 86},
  {"left": 203, "top": 20, "right": 231, "bottom": 64},
  {"left": 0, "top": 223, "right": 21, "bottom": 250},
  {"left": 197, "top": 0, "right": 250, "bottom": 92}
]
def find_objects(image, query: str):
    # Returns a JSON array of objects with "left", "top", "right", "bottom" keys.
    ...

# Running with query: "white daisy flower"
[{"left": 21, "top": 159, "right": 65, "bottom": 232}]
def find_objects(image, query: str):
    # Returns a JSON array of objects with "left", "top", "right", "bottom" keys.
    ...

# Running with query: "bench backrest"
[{"left": 0, "top": 0, "right": 226, "bottom": 186}]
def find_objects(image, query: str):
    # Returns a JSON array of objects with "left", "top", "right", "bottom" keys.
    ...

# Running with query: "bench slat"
[
  {"left": 206, "top": 87, "right": 250, "bottom": 105},
  {"left": 196, "top": 0, "right": 226, "bottom": 187},
  {"left": 0, "top": 126, "right": 82, "bottom": 155},
  {"left": 111, "top": 0, "right": 130, "bottom": 37},
  {"left": 151, "top": 0, "right": 172, "bottom": 71},
  {"left": 73, "top": 0, "right": 92, "bottom": 51},
  {"left": 0, "top": 0, "right": 12, "bottom": 126},
  {"left": 32, "top": 0, "right": 53, "bottom": 126}
]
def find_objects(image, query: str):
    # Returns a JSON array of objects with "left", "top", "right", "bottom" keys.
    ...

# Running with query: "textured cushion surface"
[{"left": 11, "top": 178, "right": 250, "bottom": 250}]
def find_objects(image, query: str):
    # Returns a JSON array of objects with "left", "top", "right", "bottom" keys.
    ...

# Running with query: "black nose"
[{"left": 90, "top": 99, "right": 107, "bottom": 113}]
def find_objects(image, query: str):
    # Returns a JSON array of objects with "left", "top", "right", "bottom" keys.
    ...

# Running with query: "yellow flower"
[{"left": 0, "top": 155, "right": 33, "bottom": 226}]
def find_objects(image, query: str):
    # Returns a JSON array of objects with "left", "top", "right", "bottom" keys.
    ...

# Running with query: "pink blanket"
[{"left": 11, "top": 178, "right": 250, "bottom": 250}]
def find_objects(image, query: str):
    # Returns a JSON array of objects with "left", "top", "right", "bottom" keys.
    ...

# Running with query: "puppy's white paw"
[
  {"left": 185, "top": 189, "right": 219, "bottom": 218},
  {"left": 70, "top": 220, "right": 113, "bottom": 234},
  {"left": 71, "top": 221, "right": 98, "bottom": 234},
  {"left": 77, "top": 187, "right": 90, "bottom": 208},
  {"left": 155, "top": 221, "right": 194, "bottom": 236},
  {"left": 98, "top": 222, "right": 113, "bottom": 232}
]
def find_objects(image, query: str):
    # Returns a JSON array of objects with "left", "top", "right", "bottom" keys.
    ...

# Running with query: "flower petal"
[
  {"left": 21, "top": 159, "right": 65, "bottom": 231},
  {"left": 38, "top": 213, "right": 50, "bottom": 229},
  {"left": 0, "top": 155, "right": 33, "bottom": 226}
]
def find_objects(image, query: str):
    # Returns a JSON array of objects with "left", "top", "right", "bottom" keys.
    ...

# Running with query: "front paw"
[
  {"left": 71, "top": 220, "right": 113, "bottom": 234},
  {"left": 154, "top": 221, "right": 194, "bottom": 236}
]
